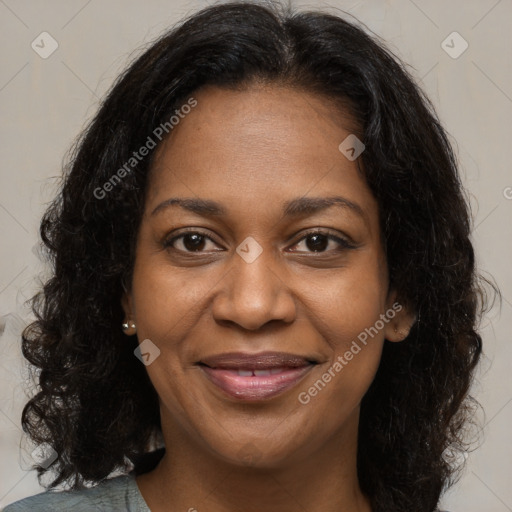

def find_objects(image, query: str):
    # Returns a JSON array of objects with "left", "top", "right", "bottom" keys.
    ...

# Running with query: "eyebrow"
[{"left": 151, "top": 195, "right": 367, "bottom": 223}]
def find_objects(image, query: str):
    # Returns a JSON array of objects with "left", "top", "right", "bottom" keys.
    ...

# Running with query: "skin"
[{"left": 122, "top": 83, "right": 415, "bottom": 512}]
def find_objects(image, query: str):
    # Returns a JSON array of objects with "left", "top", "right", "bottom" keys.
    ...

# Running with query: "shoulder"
[{"left": 2, "top": 473, "right": 149, "bottom": 512}]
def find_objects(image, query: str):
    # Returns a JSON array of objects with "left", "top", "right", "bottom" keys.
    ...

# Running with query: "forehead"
[{"left": 145, "top": 84, "right": 378, "bottom": 231}]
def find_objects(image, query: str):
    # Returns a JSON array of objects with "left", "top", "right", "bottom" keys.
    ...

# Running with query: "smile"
[{"left": 196, "top": 351, "right": 318, "bottom": 401}]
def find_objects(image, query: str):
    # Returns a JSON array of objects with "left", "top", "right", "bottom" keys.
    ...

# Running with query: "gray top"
[
  {"left": 2, "top": 473, "right": 151, "bottom": 512},
  {"left": 2, "top": 473, "right": 452, "bottom": 512}
]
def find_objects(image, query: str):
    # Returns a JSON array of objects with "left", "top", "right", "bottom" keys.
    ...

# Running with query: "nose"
[{"left": 211, "top": 245, "right": 297, "bottom": 331}]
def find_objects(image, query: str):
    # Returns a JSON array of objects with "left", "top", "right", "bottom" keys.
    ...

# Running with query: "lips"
[{"left": 197, "top": 351, "right": 317, "bottom": 401}]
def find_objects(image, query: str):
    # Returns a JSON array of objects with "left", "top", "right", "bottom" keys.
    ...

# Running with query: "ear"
[{"left": 383, "top": 290, "right": 417, "bottom": 342}]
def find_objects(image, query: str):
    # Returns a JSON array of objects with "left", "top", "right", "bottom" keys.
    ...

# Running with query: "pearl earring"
[{"left": 122, "top": 321, "right": 136, "bottom": 334}]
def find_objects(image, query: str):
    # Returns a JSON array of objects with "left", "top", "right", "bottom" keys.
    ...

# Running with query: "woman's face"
[{"left": 123, "top": 84, "right": 410, "bottom": 468}]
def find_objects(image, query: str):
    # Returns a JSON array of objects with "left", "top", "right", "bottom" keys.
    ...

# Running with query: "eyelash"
[{"left": 162, "top": 228, "right": 356, "bottom": 255}]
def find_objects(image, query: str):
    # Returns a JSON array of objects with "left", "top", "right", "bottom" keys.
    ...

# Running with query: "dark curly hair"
[{"left": 20, "top": 2, "right": 497, "bottom": 511}]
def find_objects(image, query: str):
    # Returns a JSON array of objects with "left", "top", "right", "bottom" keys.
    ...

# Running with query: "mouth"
[{"left": 196, "top": 351, "right": 318, "bottom": 401}]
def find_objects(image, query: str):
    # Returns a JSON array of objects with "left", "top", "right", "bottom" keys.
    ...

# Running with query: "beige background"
[{"left": 0, "top": 0, "right": 511, "bottom": 509}]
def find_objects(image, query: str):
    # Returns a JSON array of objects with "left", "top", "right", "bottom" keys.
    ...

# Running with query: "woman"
[{"left": 4, "top": 1, "right": 494, "bottom": 511}]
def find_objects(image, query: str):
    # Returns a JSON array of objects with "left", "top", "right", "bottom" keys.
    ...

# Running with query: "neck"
[{"left": 136, "top": 411, "right": 372, "bottom": 512}]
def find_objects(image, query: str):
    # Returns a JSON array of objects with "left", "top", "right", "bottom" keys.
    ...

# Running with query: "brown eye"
[
  {"left": 179, "top": 233, "right": 207, "bottom": 251},
  {"left": 289, "top": 230, "right": 356, "bottom": 254},
  {"left": 304, "top": 233, "right": 329, "bottom": 252},
  {"left": 163, "top": 231, "right": 221, "bottom": 253}
]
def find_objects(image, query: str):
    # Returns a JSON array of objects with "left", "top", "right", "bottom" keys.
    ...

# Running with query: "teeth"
[
  {"left": 234, "top": 368, "right": 287, "bottom": 376},
  {"left": 253, "top": 369, "right": 271, "bottom": 376}
]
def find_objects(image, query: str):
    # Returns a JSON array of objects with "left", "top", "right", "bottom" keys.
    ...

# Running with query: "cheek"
[
  {"left": 297, "top": 259, "right": 387, "bottom": 406},
  {"left": 303, "top": 308, "right": 384, "bottom": 410},
  {"left": 131, "top": 258, "right": 212, "bottom": 341},
  {"left": 302, "top": 254, "right": 388, "bottom": 344},
  {"left": 295, "top": 291, "right": 385, "bottom": 442},
  {"left": 129, "top": 260, "right": 207, "bottom": 424}
]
